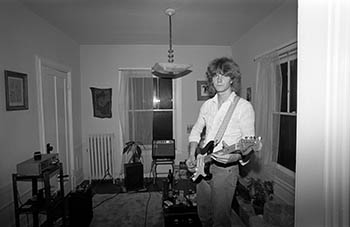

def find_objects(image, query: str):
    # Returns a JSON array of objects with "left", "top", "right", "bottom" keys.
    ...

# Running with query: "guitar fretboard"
[{"left": 203, "top": 143, "right": 243, "bottom": 163}]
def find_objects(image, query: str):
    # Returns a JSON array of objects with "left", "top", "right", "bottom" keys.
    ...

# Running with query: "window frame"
[
  {"left": 274, "top": 50, "right": 297, "bottom": 176},
  {"left": 152, "top": 76, "right": 174, "bottom": 140},
  {"left": 127, "top": 71, "right": 176, "bottom": 148}
]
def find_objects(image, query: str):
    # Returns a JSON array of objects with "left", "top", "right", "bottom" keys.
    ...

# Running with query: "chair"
[{"left": 151, "top": 139, "right": 175, "bottom": 184}]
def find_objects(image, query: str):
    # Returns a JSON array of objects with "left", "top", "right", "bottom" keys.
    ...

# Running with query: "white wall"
[
  {"left": 231, "top": 0, "right": 297, "bottom": 100},
  {"left": 230, "top": 0, "right": 297, "bottom": 204},
  {"left": 0, "top": 1, "right": 81, "bottom": 226},
  {"left": 80, "top": 45, "right": 232, "bottom": 177},
  {"left": 296, "top": 1, "right": 350, "bottom": 226}
]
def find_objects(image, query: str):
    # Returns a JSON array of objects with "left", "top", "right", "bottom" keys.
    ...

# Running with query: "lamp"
[{"left": 152, "top": 8, "right": 192, "bottom": 79}]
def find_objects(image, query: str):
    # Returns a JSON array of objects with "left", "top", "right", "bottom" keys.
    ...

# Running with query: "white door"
[{"left": 37, "top": 57, "right": 73, "bottom": 195}]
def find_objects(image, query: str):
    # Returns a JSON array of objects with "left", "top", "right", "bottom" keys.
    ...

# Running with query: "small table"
[
  {"left": 162, "top": 179, "right": 201, "bottom": 227},
  {"left": 12, "top": 163, "right": 66, "bottom": 227}
]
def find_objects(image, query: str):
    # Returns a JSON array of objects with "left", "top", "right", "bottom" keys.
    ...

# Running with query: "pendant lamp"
[{"left": 151, "top": 8, "right": 192, "bottom": 79}]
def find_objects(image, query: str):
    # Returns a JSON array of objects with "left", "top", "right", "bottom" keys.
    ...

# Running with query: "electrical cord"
[
  {"left": 26, "top": 214, "right": 30, "bottom": 227},
  {"left": 144, "top": 191, "right": 152, "bottom": 227},
  {"left": 88, "top": 172, "right": 124, "bottom": 209},
  {"left": 93, "top": 192, "right": 120, "bottom": 209}
]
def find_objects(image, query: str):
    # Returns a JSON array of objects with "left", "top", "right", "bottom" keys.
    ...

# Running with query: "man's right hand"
[
  {"left": 186, "top": 156, "right": 197, "bottom": 173},
  {"left": 187, "top": 142, "right": 199, "bottom": 173}
]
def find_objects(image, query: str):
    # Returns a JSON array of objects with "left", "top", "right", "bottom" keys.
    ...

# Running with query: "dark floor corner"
[{"left": 78, "top": 177, "right": 167, "bottom": 195}]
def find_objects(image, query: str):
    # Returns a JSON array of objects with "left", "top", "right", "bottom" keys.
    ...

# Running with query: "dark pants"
[{"left": 196, "top": 164, "right": 238, "bottom": 227}]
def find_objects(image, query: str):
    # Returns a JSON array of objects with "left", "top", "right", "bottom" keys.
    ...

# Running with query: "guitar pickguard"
[{"left": 192, "top": 141, "right": 215, "bottom": 183}]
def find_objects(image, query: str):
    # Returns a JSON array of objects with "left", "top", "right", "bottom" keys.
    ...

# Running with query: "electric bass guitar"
[{"left": 191, "top": 136, "right": 262, "bottom": 183}]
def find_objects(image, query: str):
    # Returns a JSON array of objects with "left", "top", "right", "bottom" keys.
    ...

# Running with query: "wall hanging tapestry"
[{"left": 90, "top": 87, "right": 112, "bottom": 118}]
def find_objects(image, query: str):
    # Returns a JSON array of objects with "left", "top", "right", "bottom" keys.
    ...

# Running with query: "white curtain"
[
  {"left": 117, "top": 69, "right": 153, "bottom": 176},
  {"left": 254, "top": 52, "right": 282, "bottom": 165}
]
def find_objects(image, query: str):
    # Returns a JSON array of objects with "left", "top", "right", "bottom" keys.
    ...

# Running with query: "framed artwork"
[
  {"left": 4, "top": 70, "right": 28, "bottom": 111},
  {"left": 247, "top": 87, "right": 252, "bottom": 102},
  {"left": 197, "top": 80, "right": 210, "bottom": 101},
  {"left": 90, "top": 87, "right": 112, "bottom": 118}
]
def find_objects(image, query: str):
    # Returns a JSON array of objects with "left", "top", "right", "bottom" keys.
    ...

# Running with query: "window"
[
  {"left": 128, "top": 73, "right": 173, "bottom": 145},
  {"left": 276, "top": 53, "right": 297, "bottom": 172},
  {"left": 152, "top": 78, "right": 173, "bottom": 140}
]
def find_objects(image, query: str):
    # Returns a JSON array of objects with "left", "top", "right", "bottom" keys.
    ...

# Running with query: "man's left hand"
[{"left": 211, "top": 140, "right": 242, "bottom": 164}]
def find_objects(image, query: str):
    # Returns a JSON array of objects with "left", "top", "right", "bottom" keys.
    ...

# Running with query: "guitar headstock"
[{"left": 239, "top": 136, "right": 263, "bottom": 152}]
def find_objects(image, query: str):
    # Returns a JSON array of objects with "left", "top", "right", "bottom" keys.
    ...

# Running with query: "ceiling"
[{"left": 18, "top": 0, "right": 286, "bottom": 46}]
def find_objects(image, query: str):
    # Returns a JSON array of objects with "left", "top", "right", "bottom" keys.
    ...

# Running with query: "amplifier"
[
  {"left": 17, "top": 153, "right": 59, "bottom": 176},
  {"left": 69, "top": 188, "right": 93, "bottom": 227},
  {"left": 124, "top": 163, "right": 144, "bottom": 191},
  {"left": 152, "top": 139, "right": 175, "bottom": 160}
]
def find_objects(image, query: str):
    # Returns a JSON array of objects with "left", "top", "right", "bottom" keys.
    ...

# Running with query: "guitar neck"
[{"left": 203, "top": 143, "right": 242, "bottom": 163}]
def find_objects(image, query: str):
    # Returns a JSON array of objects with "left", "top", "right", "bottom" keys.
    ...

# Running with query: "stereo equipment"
[
  {"left": 16, "top": 153, "right": 59, "bottom": 175},
  {"left": 124, "top": 163, "right": 144, "bottom": 191},
  {"left": 152, "top": 139, "right": 175, "bottom": 160}
]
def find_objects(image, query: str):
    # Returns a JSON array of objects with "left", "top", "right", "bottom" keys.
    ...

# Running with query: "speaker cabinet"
[
  {"left": 124, "top": 162, "right": 144, "bottom": 191},
  {"left": 152, "top": 139, "right": 175, "bottom": 159},
  {"left": 69, "top": 188, "right": 93, "bottom": 227}
]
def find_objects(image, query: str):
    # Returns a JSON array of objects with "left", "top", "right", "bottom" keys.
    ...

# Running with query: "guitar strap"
[{"left": 213, "top": 95, "right": 240, "bottom": 146}]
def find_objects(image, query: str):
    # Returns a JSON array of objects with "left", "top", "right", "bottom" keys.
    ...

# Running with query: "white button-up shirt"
[{"left": 189, "top": 92, "right": 255, "bottom": 153}]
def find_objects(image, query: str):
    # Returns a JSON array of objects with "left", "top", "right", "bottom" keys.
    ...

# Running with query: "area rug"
[{"left": 90, "top": 191, "right": 164, "bottom": 227}]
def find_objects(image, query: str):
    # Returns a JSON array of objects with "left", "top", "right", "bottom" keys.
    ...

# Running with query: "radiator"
[{"left": 87, "top": 133, "right": 115, "bottom": 181}]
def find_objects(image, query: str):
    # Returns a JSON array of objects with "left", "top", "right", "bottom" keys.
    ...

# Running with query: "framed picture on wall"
[
  {"left": 4, "top": 70, "right": 28, "bottom": 111},
  {"left": 197, "top": 80, "right": 210, "bottom": 101}
]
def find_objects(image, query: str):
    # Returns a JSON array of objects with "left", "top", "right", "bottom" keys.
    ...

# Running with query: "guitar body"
[
  {"left": 193, "top": 141, "right": 215, "bottom": 183},
  {"left": 191, "top": 136, "right": 262, "bottom": 183}
]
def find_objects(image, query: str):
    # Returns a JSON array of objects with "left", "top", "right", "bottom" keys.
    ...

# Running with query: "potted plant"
[
  {"left": 247, "top": 178, "right": 274, "bottom": 215},
  {"left": 122, "top": 141, "right": 144, "bottom": 163},
  {"left": 122, "top": 141, "right": 145, "bottom": 192}
]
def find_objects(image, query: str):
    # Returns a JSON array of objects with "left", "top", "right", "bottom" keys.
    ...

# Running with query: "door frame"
[{"left": 35, "top": 56, "right": 75, "bottom": 190}]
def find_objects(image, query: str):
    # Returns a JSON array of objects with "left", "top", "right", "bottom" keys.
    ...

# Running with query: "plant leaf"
[{"left": 136, "top": 146, "right": 142, "bottom": 157}]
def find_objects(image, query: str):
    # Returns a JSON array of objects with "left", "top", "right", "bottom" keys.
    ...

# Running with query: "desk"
[{"left": 151, "top": 159, "right": 174, "bottom": 184}]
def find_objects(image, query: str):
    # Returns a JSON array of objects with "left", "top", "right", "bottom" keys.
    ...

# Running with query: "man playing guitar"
[{"left": 186, "top": 57, "right": 258, "bottom": 227}]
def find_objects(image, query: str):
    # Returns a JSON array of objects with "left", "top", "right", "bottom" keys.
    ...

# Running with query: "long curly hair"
[{"left": 206, "top": 57, "right": 241, "bottom": 96}]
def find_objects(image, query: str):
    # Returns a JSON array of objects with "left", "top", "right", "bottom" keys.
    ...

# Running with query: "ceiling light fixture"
[{"left": 151, "top": 8, "right": 192, "bottom": 79}]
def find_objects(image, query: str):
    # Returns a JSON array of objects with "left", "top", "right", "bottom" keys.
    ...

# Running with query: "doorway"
[{"left": 36, "top": 56, "right": 74, "bottom": 194}]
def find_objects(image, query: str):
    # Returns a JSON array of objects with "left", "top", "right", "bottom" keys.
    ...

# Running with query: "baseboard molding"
[
  {"left": 0, "top": 180, "right": 44, "bottom": 227},
  {"left": 0, "top": 183, "right": 13, "bottom": 211},
  {"left": 274, "top": 176, "right": 295, "bottom": 204},
  {"left": 74, "top": 167, "right": 85, "bottom": 187},
  {"left": 0, "top": 183, "right": 14, "bottom": 227},
  {"left": 274, "top": 166, "right": 295, "bottom": 205},
  {"left": 0, "top": 202, "right": 14, "bottom": 227},
  {"left": 0, "top": 183, "right": 32, "bottom": 227}
]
